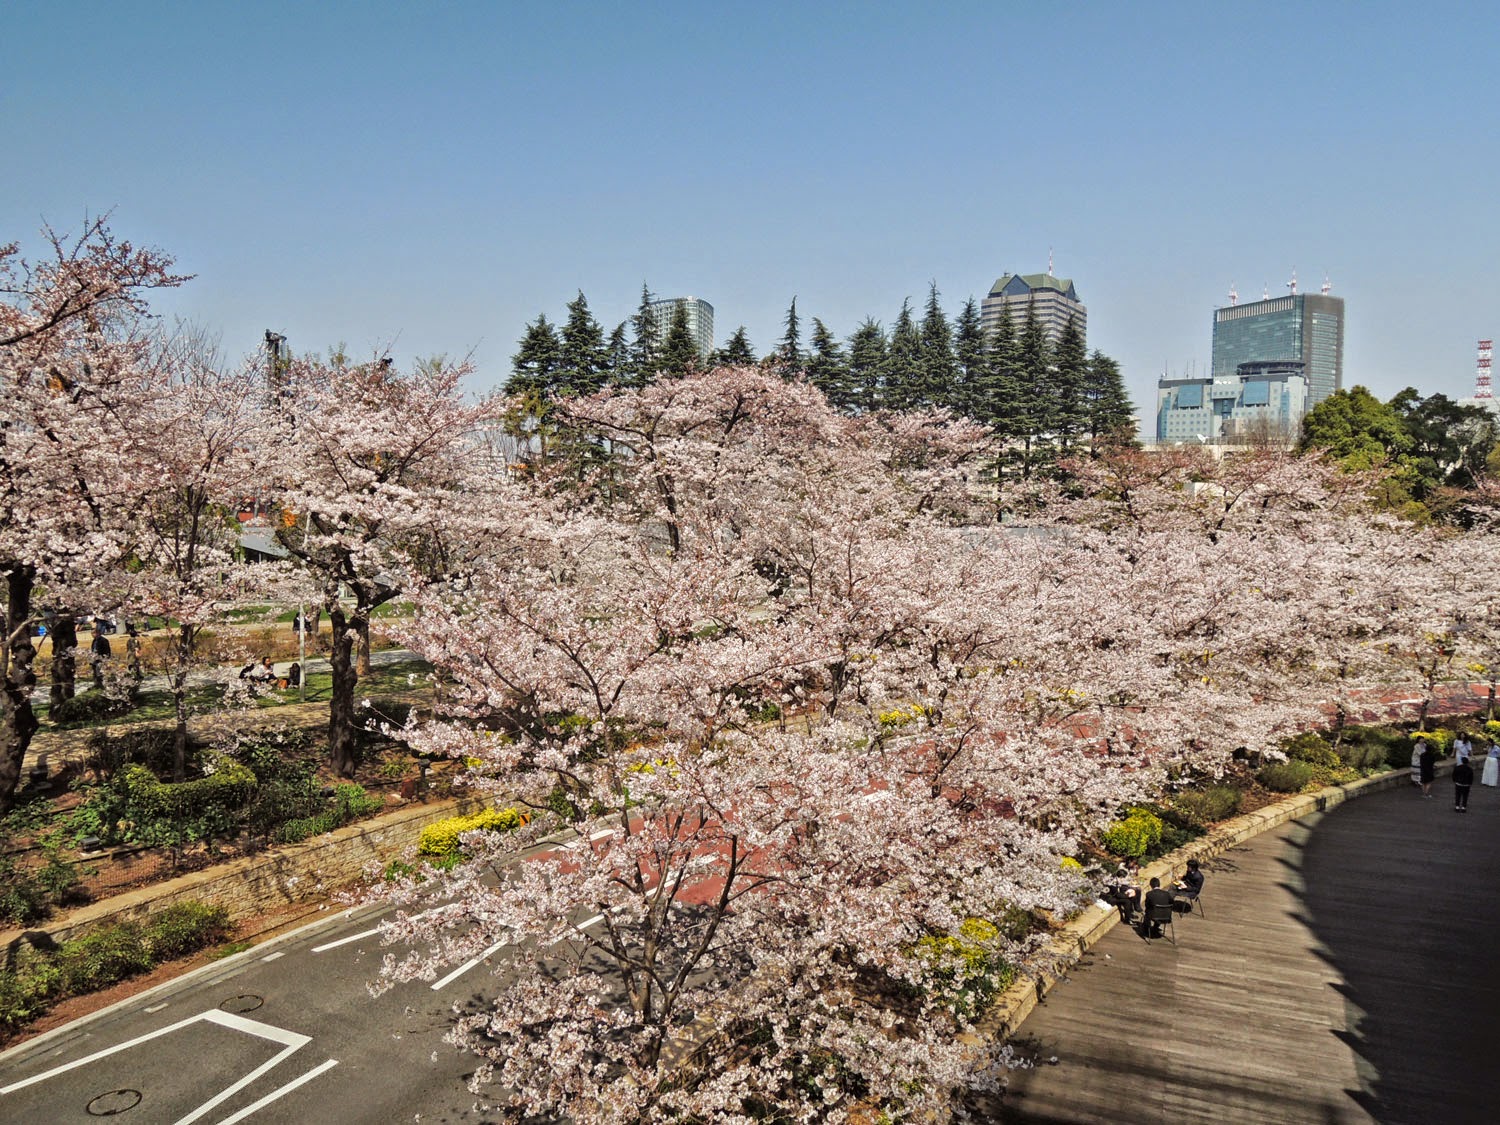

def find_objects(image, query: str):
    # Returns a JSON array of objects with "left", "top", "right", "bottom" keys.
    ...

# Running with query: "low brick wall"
[
  {"left": 1, "top": 795, "right": 485, "bottom": 959},
  {"left": 974, "top": 766, "right": 1426, "bottom": 1043}
]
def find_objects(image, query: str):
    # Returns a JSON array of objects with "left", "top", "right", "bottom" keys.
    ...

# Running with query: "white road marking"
[
  {"left": 0, "top": 1008, "right": 313, "bottom": 1125},
  {"left": 429, "top": 937, "right": 509, "bottom": 991},
  {"left": 144, "top": 1003, "right": 168, "bottom": 1013},
  {"left": 311, "top": 926, "right": 381, "bottom": 953},
  {"left": 214, "top": 1057, "right": 339, "bottom": 1124},
  {"left": 261, "top": 950, "right": 285, "bottom": 962},
  {"left": 578, "top": 914, "right": 605, "bottom": 929}
]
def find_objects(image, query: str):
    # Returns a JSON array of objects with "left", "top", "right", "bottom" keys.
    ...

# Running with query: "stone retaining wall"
[{"left": 1, "top": 795, "right": 484, "bottom": 959}]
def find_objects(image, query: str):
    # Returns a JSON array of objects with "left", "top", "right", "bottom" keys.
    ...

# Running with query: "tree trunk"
[
  {"left": 49, "top": 616, "right": 77, "bottom": 707},
  {"left": 356, "top": 616, "right": 371, "bottom": 677},
  {"left": 171, "top": 624, "right": 193, "bottom": 781},
  {"left": 0, "top": 567, "right": 41, "bottom": 814},
  {"left": 327, "top": 604, "right": 362, "bottom": 779}
]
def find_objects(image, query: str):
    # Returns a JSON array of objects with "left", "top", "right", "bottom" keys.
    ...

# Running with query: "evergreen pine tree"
[
  {"left": 507, "top": 313, "right": 563, "bottom": 398},
  {"left": 604, "top": 322, "right": 631, "bottom": 386},
  {"left": 984, "top": 303, "right": 1021, "bottom": 436},
  {"left": 776, "top": 297, "right": 803, "bottom": 375},
  {"left": 846, "top": 318, "right": 887, "bottom": 413},
  {"left": 627, "top": 283, "right": 661, "bottom": 387},
  {"left": 918, "top": 282, "right": 956, "bottom": 411},
  {"left": 1013, "top": 301, "right": 1053, "bottom": 479},
  {"left": 711, "top": 326, "right": 757, "bottom": 367},
  {"left": 1084, "top": 349, "right": 1137, "bottom": 453},
  {"left": 952, "top": 297, "right": 988, "bottom": 423},
  {"left": 660, "top": 300, "right": 699, "bottom": 378},
  {"left": 805, "top": 317, "right": 849, "bottom": 406},
  {"left": 881, "top": 299, "right": 922, "bottom": 412},
  {"left": 559, "top": 291, "right": 608, "bottom": 396},
  {"left": 1051, "top": 316, "right": 1089, "bottom": 455}
]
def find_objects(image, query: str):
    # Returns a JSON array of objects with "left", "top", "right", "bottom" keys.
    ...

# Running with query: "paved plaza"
[{"left": 979, "top": 780, "right": 1500, "bottom": 1124}]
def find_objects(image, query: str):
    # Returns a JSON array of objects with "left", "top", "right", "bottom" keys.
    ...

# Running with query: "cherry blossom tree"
[
  {"left": 0, "top": 218, "right": 186, "bottom": 810},
  {"left": 259, "top": 355, "right": 503, "bottom": 777},
  {"left": 372, "top": 372, "right": 1412, "bottom": 1120}
]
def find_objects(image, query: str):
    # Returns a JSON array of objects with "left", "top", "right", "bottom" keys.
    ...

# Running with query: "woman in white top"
[{"left": 1483, "top": 744, "right": 1500, "bottom": 787}]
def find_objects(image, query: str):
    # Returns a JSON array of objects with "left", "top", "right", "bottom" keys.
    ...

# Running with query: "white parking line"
[
  {"left": 429, "top": 937, "right": 509, "bottom": 991},
  {"left": 311, "top": 927, "right": 382, "bottom": 953},
  {"left": 215, "top": 1057, "right": 339, "bottom": 1124}
]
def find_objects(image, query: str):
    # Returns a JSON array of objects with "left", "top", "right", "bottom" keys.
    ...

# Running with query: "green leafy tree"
[
  {"left": 712, "top": 326, "right": 757, "bottom": 367},
  {"left": 1299, "top": 386, "right": 1411, "bottom": 466},
  {"left": 845, "top": 318, "right": 886, "bottom": 413},
  {"left": 1388, "top": 389, "right": 1497, "bottom": 493}
]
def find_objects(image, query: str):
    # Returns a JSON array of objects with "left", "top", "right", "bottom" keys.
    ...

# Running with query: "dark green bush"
[
  {"left": 86, "top": 727, "right": 194, "bottom": 780},
  {"left": 1282, "top": 732, "right": 1340, "bottom": 769},
  {"left": 58, "top": 924, "right": 153, "bottom": 993},
  {"left": 0, "top": 901, "right": 233, "bottom": 1033},
  {"left": 1257, "top": 760, "right": 1317, "bottom": 792},
  {"left": 0, "top": 855, "right": 50, "bottom": 925},
  {"left": 99, "top": 762, "right": 257, "bottom": 849},
  {"left": 274, "top": 783, "right": 382, "bottom": 844},
  {"left": 1170, "top": 785, "right": 1244, "bottom": 828},
  {"left": 144, "top": 902, "right": 231, "bottom": 960},
  {"left": 49, "top": 690, "right": 133, "bottom": 726}
]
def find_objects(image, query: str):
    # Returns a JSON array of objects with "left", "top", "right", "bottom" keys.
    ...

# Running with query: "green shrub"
[
  {"left": 273, "top": 783, "right": 383, "bottom": 844},
  {"left": 418, "top": 807, "right": 528, "bottom": 858},
  {"left": 1170, "top": 786, "right": 1244, "bottom": 828},
  {"left": 0, "top": 961, "right": 62, "bottom": 1033},
  {"left": 1282, "top": 732, "right": 1340, "bottom": 769},
  {"left": 1257, "top": 760, "right": 1317, "bottom": 792},
  {"left": 116, "top": 761, "right": 257, "bottom": 848},
  {"left": 49, "top": 690, "right": 133, "bottom": 726},
  {"left": 1101, "top": 807, "right": 1164, "bottom": 858},
  {"left": 144, "top": 902, "right": 231, "bottom": 960},
  {"left": 0, "top": 855, "right": 50, "bottom": 925},
  {"left": 58, "top": 923, "right": 153, "bottom": 993},
  {"left": 86, "top": 727, "right": 194, "bottom": 781}
]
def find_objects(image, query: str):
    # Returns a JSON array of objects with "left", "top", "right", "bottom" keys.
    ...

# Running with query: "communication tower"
[{"left": 1477, "top": 339, "right": 1494, "bottom": 400}]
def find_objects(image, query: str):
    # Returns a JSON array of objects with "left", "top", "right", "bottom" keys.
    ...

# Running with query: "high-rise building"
[
  {"left": 980, "top": 273, "right": 1086, "bottom": 346},
  {"left": 647, "top": 296, "right": 715, "bottom": 361},
  {"left": 1156, "top": 361, "right": 1310, "bottom": 444},
  {"left": 1211, "top": 292, "right": 1344, "bottom": 406}
]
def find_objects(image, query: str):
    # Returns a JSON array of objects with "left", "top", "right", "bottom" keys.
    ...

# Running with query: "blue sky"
[{"left": 6, "top": 2, "right": 1497, "bottom": 416}]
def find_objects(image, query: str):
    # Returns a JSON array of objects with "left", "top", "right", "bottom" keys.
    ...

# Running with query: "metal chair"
[
  {"left": 1177, "top": 883, "right": 1205, "bottom": 918},
  {"left": 1143, "top": 899, "right": 1177, "bottom": 945}
]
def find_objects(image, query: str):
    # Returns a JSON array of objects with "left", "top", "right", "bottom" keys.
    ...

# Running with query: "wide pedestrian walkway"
[{"left": 978, "top": 779, "right": 1500, "bottom": 1124}]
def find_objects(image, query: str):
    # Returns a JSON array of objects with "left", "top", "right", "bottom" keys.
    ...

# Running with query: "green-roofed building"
[{"left": 980, "top": 272, "right": 1086, "bottom": 346}]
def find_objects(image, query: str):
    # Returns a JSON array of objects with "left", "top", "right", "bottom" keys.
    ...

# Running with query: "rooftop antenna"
[
  {"left": 1287, "top": 268, "right": 1298, "bottom": 295},
  {"left": 1228, "top": 282, "right": 1238, "bottom": 306},
  {"left": 1477, "top": 339, "right": 1494, "bottom": 400},
  {"left": 1321, "top": 273, "right": 1332, "bottom": 295},
  {"left": 1048, "top": 247, "right": 1054, "bottom": 276},
  {"left": 1262, "top": 283, "right": 1269, "bottom": 300}
]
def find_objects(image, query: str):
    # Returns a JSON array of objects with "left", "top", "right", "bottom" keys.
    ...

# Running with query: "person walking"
[
  {"left": 1411, "top": 739, "right": 1424, "bottom": 788},
  {"left": 1420, "top": 740, "right": 1437, "bottom": 798},
  {"left": 89, "top": 628, "right": 112, "bottom": 689},
  {"left": 1455, "top": 735, "right": 1473, "bottom": 766},
  {"left": 1454, "top": 757, "right": 1475, "bottom": 811},
  {"left": 1483, "top": 743, "right": 1500, "bottom": 788}
]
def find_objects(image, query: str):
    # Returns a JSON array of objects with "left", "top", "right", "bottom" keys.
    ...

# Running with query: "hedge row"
[
  {"left": 0, "top": 903, "right": 231, "bottom": 1033},
  {"left": 418, "top": 807, "right": 528, "bottom": 858}
]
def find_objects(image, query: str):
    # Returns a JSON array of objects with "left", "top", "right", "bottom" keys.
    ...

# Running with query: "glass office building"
[
  {"left": 1156, "top": 361, "right": 1309, "bottom": 444},
  {"left": 1211, "top": 294, "right": 1344, "bottom": 406}
]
